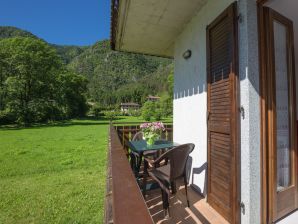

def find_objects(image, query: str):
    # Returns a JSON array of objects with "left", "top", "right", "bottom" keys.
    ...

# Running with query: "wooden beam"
[{"left": 106, "top": 125, "right": 154, "bottom": 224}]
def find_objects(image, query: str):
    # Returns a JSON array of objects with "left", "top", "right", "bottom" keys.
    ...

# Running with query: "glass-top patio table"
[
  {"left": 128, "top": 139, "right": 178, "bottom": 153},
  {"left": 128, "top": 139, "right": 178, "bottom": 176}
]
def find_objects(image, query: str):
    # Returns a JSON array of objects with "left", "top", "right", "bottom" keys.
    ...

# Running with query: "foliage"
[
  {"left": 128, "top": 109, "right": 141, "bottom": 117},
  {"left": 89, "top": 103, "right": 104, "bottom": 118},
  {"left": 0, "top": 37, "right": 62, "bottom": 124},
  {"left": 53, "top": 44, "right": 87, "bottom": 64},
  {"left": 68, "top": 40, "right": 173, "bottom": 106},
  {"left": 0, "top": 27, "right": 174, "bottom": 124},
  {"left": 0, "top": 37, "right": 88, "bottom": 125},
  {"left": 167, "top": 69, "right": 174, "bottom": 99},
  {"left": 141, "top": 96, "right": 173, "bottom": 121},
  {"left": 0, "top": 26, "right": 87, "bottom": 65},
  {"left": 142, "top": 110, "right": 151, "bottom": 121},
  {"left": 104, "top": 111, "right": 117, "bottom": 121},
  {"left": 159, "top": 93, "right": 173, "bottom": 117},
  {"left": 141, "top": 101, "right": 155, "bottom": 121},
  {"left": 56, "top": 71, "right": 88, "bottom": 118},
  {"left": 153, "top": 108, "right": 163, "bottom": 121},
  {"left": 0, "top": 26, "right": 39, "bottom": 40}
]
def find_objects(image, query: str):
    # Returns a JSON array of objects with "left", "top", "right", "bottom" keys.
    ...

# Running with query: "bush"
[
  {"left": 0, "top": 109, "right": 16, "bottom": 125},
  {"left": 90, "top": 104, "right": 104, "bottom": 118},
  {"left": 142, "top": 110, "right": 151, "bottom": 121},
  {"left": 130, "top": 109, "right": 141, "bottom": 117},
  {"left": 141, "top": 101, "right": 155, "bottom": 121},
  {"left": 104, "top": 111, "right": 117, "bottom": 121},
  {"left": 153, "top": 109, "right": 162, "bottom": 121},
  {"left": 159, "top": 94, "right": 173, "bottom": 118}
]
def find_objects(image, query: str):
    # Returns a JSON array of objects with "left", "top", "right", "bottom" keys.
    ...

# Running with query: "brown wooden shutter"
[{"left": 207, "top": 2, "right": 239, "bottom": 223}]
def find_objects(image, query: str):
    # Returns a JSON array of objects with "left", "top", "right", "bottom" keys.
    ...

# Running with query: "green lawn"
[{"left": 0, "top": 116, "right": 172, "bottom": 224}]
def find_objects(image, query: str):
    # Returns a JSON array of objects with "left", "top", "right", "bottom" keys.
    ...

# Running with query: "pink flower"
[{"left": 140, "top": 122, "right": 165, "bottom": 132}]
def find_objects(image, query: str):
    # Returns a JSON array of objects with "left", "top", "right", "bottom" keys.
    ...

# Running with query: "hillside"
[
  {"left": 0, "top": 26, "right": 38, "bottom": 39},
  {"left": 68, "top": 40, "right": 172, "bottom": 105},
  {"left": 0, "top": 26, "right": 173, "bottom": 107},
  {"left": 0, "top": 26, "right": 86, "bottom": 64},
  {"left": 52, "top": 44, "right": 87, "bottom": 64}
]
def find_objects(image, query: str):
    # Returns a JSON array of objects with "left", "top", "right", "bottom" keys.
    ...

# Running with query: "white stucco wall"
[
  {"left": 173, "top": 0, "right": 234, "bottom": 196},
  {"left": 238, "top": 0, "right": 261, "bottom": 223},
  {"left": 174, "top": 0, "right": 261, "bottom": 223}
]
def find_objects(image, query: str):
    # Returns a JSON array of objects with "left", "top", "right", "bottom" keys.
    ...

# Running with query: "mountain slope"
[
  {"left": 52, "top": 44, "right": 87, "bottom": 64},
  {"left": 0, "top": 26, "right": 39, "bottom": 39},
  {"left": 0, "top": 26, "right": 86, "bottom": 64},
  {"left": 0, "top": 26, "right": 173, "bottom": 106},
  {"left": 68, "top": 40, "right": 172, "bottom": 105}
]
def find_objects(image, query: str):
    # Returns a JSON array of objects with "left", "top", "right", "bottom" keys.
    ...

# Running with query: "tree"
[
  {"left": 142, "top": 101, "right": 155, "bottom": 121},
  {"left": 167, "top": 70, "right": 174, "bottom": 100},
  {"left": 56, "top": 71, "right": 88, "bottom": 118},
  {"left": 0, "top": 37, "right": 88, "bottom": 125},
  {"left": 0, "top": 37, "right": 63, "bottom": 124},
  {"left": 159, "top": 93, "right": 173, "bottom": 118}
]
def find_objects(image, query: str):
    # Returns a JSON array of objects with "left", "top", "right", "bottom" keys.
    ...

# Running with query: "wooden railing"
[
  {"left": 113, "top": 122, "right": 173, "bottom": 156},
  {"left": 104, "top": 122, "right": 173, "bottom": 224}
]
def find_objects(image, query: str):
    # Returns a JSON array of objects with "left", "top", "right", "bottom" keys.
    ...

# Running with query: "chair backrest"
[
  {"left": 167, "top": 143, "right": 195, "bottom": 180},
  {"left": 132, "top": 131, "right": 143, "bottom": 141}
]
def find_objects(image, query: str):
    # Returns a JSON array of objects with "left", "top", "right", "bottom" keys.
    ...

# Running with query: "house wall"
[
  {"left": 238, "top": 0, "right": 261, "bottom": 223},
  {"left": 173, "top": 0, "right": 235, "bottom": 197},
  {"left": 173, "top": 0, "right": 261, "bottom": 223}
]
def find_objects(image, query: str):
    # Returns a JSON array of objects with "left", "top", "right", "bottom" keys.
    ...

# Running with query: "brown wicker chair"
[{"left": 144, "top": 143, "right": 195, "bottom": 218}]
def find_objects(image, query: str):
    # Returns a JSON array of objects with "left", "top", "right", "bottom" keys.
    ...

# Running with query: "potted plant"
[{"left": 140, "top": 122, "right": 165, "bottom": 145}]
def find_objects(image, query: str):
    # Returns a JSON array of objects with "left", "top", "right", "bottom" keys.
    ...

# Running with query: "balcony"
[{"left": 105, "top": 123, "right": 228, "bottom": 224}]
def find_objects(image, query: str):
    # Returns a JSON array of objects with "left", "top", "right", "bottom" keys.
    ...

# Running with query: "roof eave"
[
  {"left": 110, "top": 0, "right": 119, "bottom": 51},
  {"left": 110, "top": 0, "right": 173, "bottom": 59}
]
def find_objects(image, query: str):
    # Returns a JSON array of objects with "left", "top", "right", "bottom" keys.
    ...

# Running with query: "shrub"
[
  {"left": 141, "top": 101, "right": 155, "bottom": 121},
  {"left": 153, "top": 109, "right": 163, "bottom": 121},
  {"left": 142, "top": 110, "right": 151, "bottom": 121},
  {"left": 0, "top": 109, "right": 16, "bottom": 125},
  {"left": 90, "top": 104, "right": 104, "bottom": 118},
  {"left": 130, "top": 109, "right": 141, "bottom": 117},
  {"left": 104, "top": 111, "right": 117, "bottom": 121}
]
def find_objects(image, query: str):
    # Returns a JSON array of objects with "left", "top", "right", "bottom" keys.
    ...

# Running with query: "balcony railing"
[
  {"left": 113, "top": 122, "right": 173, "bottom": 156},
  {"left": 104, "top": 122, "right": 173, "bottom": 224}
]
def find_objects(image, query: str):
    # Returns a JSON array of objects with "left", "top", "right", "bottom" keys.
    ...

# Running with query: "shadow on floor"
[{"left": 144, "top": 180, "right": 229, "bottom": 224}]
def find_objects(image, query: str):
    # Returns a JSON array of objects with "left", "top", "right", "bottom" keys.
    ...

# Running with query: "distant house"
[
  {"left": 147, "top": 95, "right": 160, "bottom": 102},
  {"left": 120, "top": 103, "right": 140, "bottom": 112}
]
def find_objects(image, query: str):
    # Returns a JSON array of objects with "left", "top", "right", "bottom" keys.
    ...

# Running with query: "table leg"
[
  {"left": 136, "top": 152, "right": 143, "bottom": 174},
  {"left": 171, "top": 181, "right": 176, "bottom": 194}
]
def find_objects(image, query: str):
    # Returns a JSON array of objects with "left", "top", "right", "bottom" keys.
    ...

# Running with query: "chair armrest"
[
  {"left": 144, "top": 156, "right": 155, "bottom": 165},
  {"left": 147, "top": 152, "right": 169, "bottom": 166}
]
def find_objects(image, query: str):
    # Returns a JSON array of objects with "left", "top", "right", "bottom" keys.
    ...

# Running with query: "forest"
[{"left": 0, "top": 26, "right": 173, "bottom": 125}]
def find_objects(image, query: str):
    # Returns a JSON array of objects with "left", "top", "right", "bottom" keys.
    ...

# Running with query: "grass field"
[{"left": 0, "top": 116, "right": 172, "bottom": 224}]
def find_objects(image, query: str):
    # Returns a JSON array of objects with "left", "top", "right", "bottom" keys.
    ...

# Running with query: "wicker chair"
[{"left": 144, "top": 143, "right": 195, "bottom": 218}]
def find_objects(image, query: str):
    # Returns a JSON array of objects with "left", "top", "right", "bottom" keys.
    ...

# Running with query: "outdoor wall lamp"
[{"left": 182, "top": 49, "right": 192, "bottom": 59}]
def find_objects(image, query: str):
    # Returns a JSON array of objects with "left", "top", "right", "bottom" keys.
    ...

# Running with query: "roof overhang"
[{"left": 111, "top": 0, "right": 207, "bottom": 58}]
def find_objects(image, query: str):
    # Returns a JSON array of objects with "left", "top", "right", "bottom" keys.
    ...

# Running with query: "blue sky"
[{"left": 0, "top": 0, "right": 110, "bottom": 46}]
